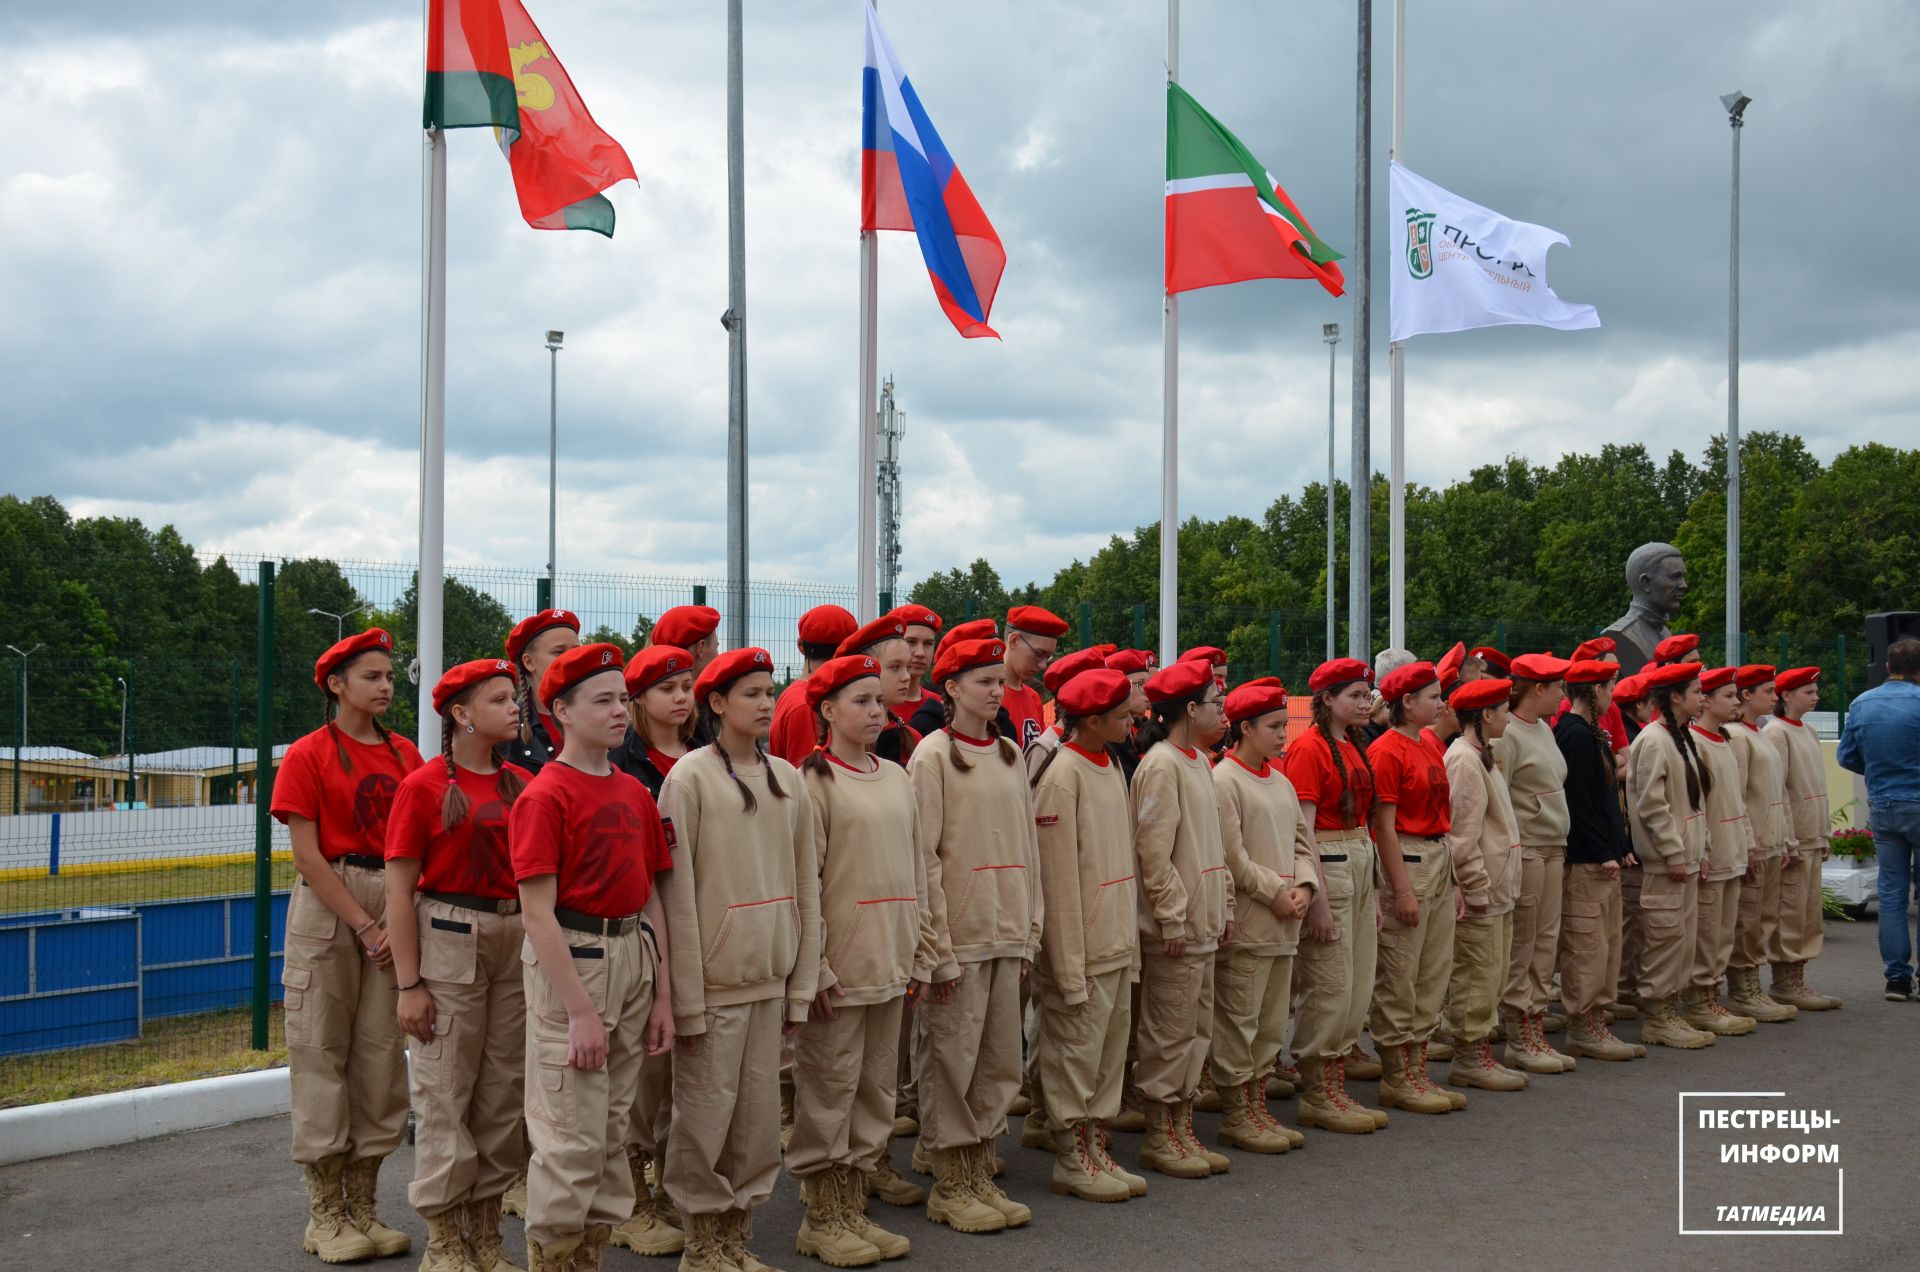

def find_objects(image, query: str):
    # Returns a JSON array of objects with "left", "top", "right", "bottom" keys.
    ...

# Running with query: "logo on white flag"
[{"left": 1405, "top": 207, "right": 1436, "bottom": 281}]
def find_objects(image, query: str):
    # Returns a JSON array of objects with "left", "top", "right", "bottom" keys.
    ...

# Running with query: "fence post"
[
  {"left": 10, "top": 655, "right": 20, "bottom": 815},
  {"left": 253, "top": 561, "right": 276, "bottom": 1051},
  {"left": 1269, "top": 610, "right": 1281, "bottom": 675},
  {"left": 1496, "top": 619, "right": 1508, "bottom": 652},
  {"left": 1132, "top": 603, "right": 1145, "bottom": 652},
  {"left": 692, "top": 583, "right": 707, "bottom": 606},
  {"left": 1078, "top": 602, "right": 1092, "bottom": 648},
  {"left": 1777, "top": 635, "right": 1788, "bottom": 671},
  {"left": 880, "top": 591, "right": 893, "bottom": 613},
  {"left": 536, "top": 576, "right": 552, "bottom": 612},
  {"left": 230, "top": 662, "right": 241, "bottom": 805},
  {"left": 963, "top": 597, "right": 975, "bottom": 622},
  {"left": 1836, "top": 635, "right": 1849, "bottom": 729},
  {"left": 125, "top": 658, "right": 136, "bottom": 807},
  {"left": 48, "top": 811, "right": 61, "bottom": 877}
]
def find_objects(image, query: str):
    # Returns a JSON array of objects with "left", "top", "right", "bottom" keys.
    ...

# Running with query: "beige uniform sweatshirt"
[
  {"left": 1496, "top": 715, "right": 1571, "bottom": 849},
  {"left": 1212, "top": 755, "right": 1320, "bottom": 956},
  {"left": 1627, "top": 720, "right": 1707, "bottom": 871},
  {"left": 801, "top": 757, "right": 940, "bottom": 1006},
  {"left": 1729, "top": 722, "right": 1789, "bottom": 859},
  {"left": 1444, "top": 740, "right": 1524, "bottom": 915},
  {"left": 1032, "top": 744, "right": 1141, "bottom": 1003},
  {"left": 1765, "top": 718, "right": 1830, "bottom": 849},
  {"left": 1131, "top": 741, "right": 1233, "bottom": 953},
  {"left": 658, "top": 747, "right": 822, "bottom": 1036},
  {"left": 907, "top": 730, "right": 1044, "bottom": 979},
  {"left": 1691, "top": 725, "right": 1753, "bottom": 882}
]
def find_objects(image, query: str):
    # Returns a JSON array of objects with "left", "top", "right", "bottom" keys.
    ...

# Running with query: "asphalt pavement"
[{"left": 3, "top": 912, "right": 1910, "bottom": 1271}]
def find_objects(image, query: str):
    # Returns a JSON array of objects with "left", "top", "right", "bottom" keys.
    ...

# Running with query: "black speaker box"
[{"left": 1866, "top": 611, "right": 1920, "bottom": 688}]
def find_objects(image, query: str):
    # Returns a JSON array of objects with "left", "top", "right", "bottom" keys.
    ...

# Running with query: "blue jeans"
[{"left": 1872, "top": 801, "right": 1920, "bottom": 980}]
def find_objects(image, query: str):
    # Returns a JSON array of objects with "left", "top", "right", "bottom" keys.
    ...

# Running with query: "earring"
[{"left": 464, "top": 724, "right": 475, "bottom": 734}]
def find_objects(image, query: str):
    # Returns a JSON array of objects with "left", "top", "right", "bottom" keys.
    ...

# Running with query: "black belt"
[
  {"left": 1321, "top": 853, "right": 1349, "bottom": 863},
  {"left": 425, "top": 889, "right": 520, "bottom": 916},
  {"left": 342, "top": 854, "right": 386, "bottom": 871},
  {"left": 555, "top": 907, "right": 646, "bottom": 937}
]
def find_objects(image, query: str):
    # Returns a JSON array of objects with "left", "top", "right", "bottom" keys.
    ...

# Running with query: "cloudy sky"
[{"left": 6, "top": 0, "right": 1916, "bottom": 595}]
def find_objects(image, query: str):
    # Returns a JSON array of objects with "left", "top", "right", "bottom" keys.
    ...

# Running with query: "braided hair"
[
  {"left": 939, "top": 695, "right": 1016, "bottom": 772},
  {"left": 1652, "top": 684, "right": 1710, "bottom": 810},
  {"left": 1566, "top": 681, "right": 1616, "bottom": 789},
  {"left": 1133, "top": 686, "right": 1208, "bottom": 753},
  {"left": 1027, "top": 715, "right": 1092, "bottom": 788},
  {"left": 516, "top": 670, "right": 538, "bottom": 748},
  {"left": 1311, "top": 689, "right": 1375, "bottom": 827},
  {"left": 704, "top": 680, "right": 790, "bottom": 813},
  {"left": 1455, "top": 706, "right": 1497, "bottom": 771},
  {"left": 438, "top": 685, "right": 528, "bottom": 832},
  {"left": 322, "top": 651, "right": 403, "bottom": 774}
]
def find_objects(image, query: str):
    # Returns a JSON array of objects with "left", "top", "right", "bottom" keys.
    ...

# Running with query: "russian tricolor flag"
[{"left": 861, "top": 1, "right": 1005, "bottom": 339}]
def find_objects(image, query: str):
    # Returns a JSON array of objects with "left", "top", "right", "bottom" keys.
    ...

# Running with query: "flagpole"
[
  {"left": 1159, "top": 0, "right": 1179, "bottom": 666},
  {"left": 1347, "top": 0, "right": 1372, "bottom": 663},
  {"left": 857, "top": 2, "right": 881, "bottom": 622},
  {"left": 1387, "top": 0, "right": 1405, "bottom": 652},
  {"left": 415, "top": 114, "right": 447, "bottom": 754},
  {"left": 725, "top": 0, "right": 750, "bottom": 650}
]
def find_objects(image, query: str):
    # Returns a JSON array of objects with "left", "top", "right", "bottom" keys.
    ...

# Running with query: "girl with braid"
[
  {"left": 504, "top": 609, "right": 582, "bottom": 774},
  {"left": 659, "top": 648, "right": 823, "bottom": 1271},
  {"left": 1723, "top": 666, "right": 1799, "bottom": 1022},
  {"left": 274, "top": 628, "right": 424, "bottom": 1263},
  {"left": 1628, "top": 662, "right": 1716, "bottom": 1049},
  {"left": 384, "top": 659, "right": 531, "bottom": 1272},
  {"left": 1284, "top": 658, "right": 1385, "bottom": 1135},
  {"left": 1681, "top": 667, "right": 1758, "bottom": 1038}
]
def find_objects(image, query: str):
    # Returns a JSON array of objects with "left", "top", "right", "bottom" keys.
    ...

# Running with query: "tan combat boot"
[
  {"left": 613, "top": 1150, "right": 686, "bottom": 1256},
  {"left": 1564, "top": 1008, "right": 1642, "bottom": 1061},
  {"left": 302, "top": 1156, "right": 378, "bottom": 1264},
  {"left": 719, "top": 1211, "right": 779, "bottom": 1272},
  {"left": 501, "top": 1173, "right": 530, "bottom": 1221},
  {"left": 1378, "top": 1043, "right": 1453, "bottom": 1115},
  {"left": 1501, "top": 1011, "right": 1565, "bottom": 1075},
  {"left": 675, "top": 1215, "right": 740, "bottom": 1272},
  {"left": 890, "top": 1113, "right": 917, "bottom": 1138},
  {"left": 865, "top": 1155, "right": 924, "bottom": 1209},
  {"left": 1416, "top": 1042, "right": 1468, "bottom": 1108},
  {"left": 1090, "top": 1123, "right": 1148, "bottom": 1196},
  {"left": 1606, "top": 999, "right": 1638, "bottom": 1020},
  {"left": 1294, "top": 1058, "right": 1376, "bottom": 1134},
  {"left": 1008, "top": 1088, "right": 1033, "bottom": 1117},
  {"left": 1020, "top": 1109, "right": 1051, "bottom": 1150},
  {"left": 419, "top": 1210, "right": 475, "bottom": 1272},
  {"left": 780, "top": 1078, "right": 796, "bottom": 1154},
  {"left": 1540, "top": 1008, "right": 1568, "bottom": 1034},
  {"left": 1192, "top": 1072, "right": 1224, "bottom": 1113},
  {"left": 575, "top": 1224, "right": 612, "bottom": 1272},
  {"left": 1340, "top": 1043, "right": 1383, "bottom": 1080},
  {"left": 965, "top": 1141, "right": 1030, "bottom": 1226},
  {"left": 1176, "top": 1099, "right": 1231, "bottom": 1173},
  {"left": 1330, "top": 1057, "right": 1390, "bottom": 1128},
  {"left": 1266, "top": 1060, "right": 1300, "bottom": 1099},
  {"left": 1772, "top": 962, "right": 1842, "bottom": 1011},
  {"left": 1446, "top": 1038, "right": 1527, "bottom": 1091},
  {"left": 1642, "top": 994, "right": 1715, "bottom": 1049},
  {"left": 464, "top": 1196, "right": 523, "bottom": 1272},
  {"left": 1049, "top": 1122, "right": 1130, "bottom": 1201},
  {"left": 1138, "top": 1101, "right": 1212, "bottom": 1177},
  {"left": 836, "top": 1166, "right": 909, "bottom": 1260},
  {"left": 795, "top": 1172, "right": 882, "bottom": 1268},
  {"left": 1529, "top": 1013, "right": 1578, "bottom": 1070},
  {"left": 343, "top": 1156, "right": 412, "bottom": 1257},
  {"left": 1683, "top": 987, "right": 1757, "bottom": 1036},
  {"left": 905, "top": 1139, "right": 933, "bottom": 1177},
  {"left": 924, "top": 1147, "right": 1004, "bottom": 1233},
  {"left": 1218, "top": 1081, "right": 1290, "bottom": 1153},
  {"left": 1727, "top": 966, "right": 1798, "bottom": 1022},
  {"left": 1247, "top": 1086, "right": 1306, "bottom": 1149},
  {"left": 529, "top": 1231, "right": 583, "bottom": 1272}
]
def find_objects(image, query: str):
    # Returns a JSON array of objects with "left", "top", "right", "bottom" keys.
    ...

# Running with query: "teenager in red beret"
[
  {"left": 652, "top": 606, "right": 723, "bottom": 672},
  {"left": 1017, "top": 669, "right": 1146, "bottom": 1201},
  {"left": 769, "top": 606, "right": 860, "bottom": 767},
  {"left": 1722, "top": 667, "right": 1799, "bottom": 1023},
  {"left": 1627, "top": 662, "right": 1716, "bottom": 1048},
  {"left": 653, "top": 649, "right": 820, "bottom": 1264},
  {"left": 1469, "top": 646, "right": 1513, "bottom": 675},
  {"left": 508, "top": 644, "right": 676, "bottom": 1270},
  {"left": 839, "top": 616, "right": 920, "bottom": 766},
  {"left": 273, "top": 628, "right": 424, "bottom": 1263},
  {"left": 1367, "top": 662, "right": 1463, "bottom": 1115},
  {"left": 1763, "top": 668, "right": 1841, "bottom": 1010},
  {"left": 785, "top": 655, "right": 936, "bottom": 1261},
  {"left": 1679, "top": 669, "right": 1760, "bottom": 1038},
  {"left": 1020, "top": 646, "right": 1115, "bottom": 781},
  {"left": 1611, "top": 671, "right": 1656, "bottom": 1016},
  {"left": 504, "top": 609, "right": 582, "bottom": 776},
  {"left": 383, "top": 659, "right": 532, "bottom": 1269},
  {"left": 1002, "top": 606, "right": 1068, "bottom": 750},
  {"left": 1551, "top": 661, "right": 1642, "bottom": 1063},
  {"left": 1438, "top": 678, "right": 1529, "bottom": 1093},
  {"left": 890, "top": 604, "right": 946, "bottom": 725},
  {"left": 909, "top": 620, "right": 1001, "bottom": 737},
  {"left": 1495, "top": 654, "right": 1578, "bottom": 1075},
  {"left": 907, "top": 636, "right": 1040, "bottom": 1233},
  {"left": 1283, "top": 658, "right": 1385, "bottom": 1133},
  {"left": 1653, "top": 632, "right": 1702, "bottom": 665},
  {"left": 1104, "top": 650, "right": 1157, "bottom": 782}
]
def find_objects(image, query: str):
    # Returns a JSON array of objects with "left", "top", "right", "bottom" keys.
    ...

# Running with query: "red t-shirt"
[
  {"left": 769, "top": 677, "right": 817, "bottom": 766},
  {"left": 1282, "top": 728, "right": 1374, "bottom": 832},
  {"left": 1369, "top": 728, "right": 1451, "bottom": 838},
  {"left": 1003, "top": 681, "right": 1046, "bottom": 750},
  {"left": 272, "top": 725, "right": 425, "bottom": 860},
  {"left": 1418, "top": 727, "right": 1450, "bottom": 761},
  {"left": 384, "top": 761, "right": 531, "bottom": 898},
  {"left": 509, "top": 761, "right": 673, "bottom": 918}
]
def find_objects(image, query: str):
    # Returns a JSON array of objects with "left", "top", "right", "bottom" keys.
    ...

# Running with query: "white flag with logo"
[{"left": 1389, "top": 162, "right": 1599, "bottom": 342}]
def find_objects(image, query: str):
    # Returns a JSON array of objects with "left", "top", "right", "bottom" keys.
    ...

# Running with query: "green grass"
[
  {"left": 0, "top": 858, "right": 297, "bottom": 914},
  {"left": 0, "top": 1007, "right": 287, "bottom": 1107}
]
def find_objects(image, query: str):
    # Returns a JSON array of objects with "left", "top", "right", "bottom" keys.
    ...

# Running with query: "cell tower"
[{"left": 877, "top": 375, "right": 904, "bottom": 604}]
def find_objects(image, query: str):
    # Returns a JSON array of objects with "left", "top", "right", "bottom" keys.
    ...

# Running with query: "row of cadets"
[{"left": 769, "top": 606, "right": 860, "bottom": 765}]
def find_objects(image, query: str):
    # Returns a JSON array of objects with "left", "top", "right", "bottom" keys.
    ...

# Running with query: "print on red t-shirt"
[
  {"left": 272, "top": 725, "right": 425, "bottom": 860},
  {"left": 385, "top": 762, "right": 531, "bottom": 898},
  {"left": 509, "top": 761, "right": 673, "bottom": 918},
  {"left": 1282, "top": 727, "right": 1375, "bottom": 832},
  {"left": 1369, "top": 729, "right": 1452, "bottom": 838},
  {"left": 1003, "top": 682, "right": 1045, "bottom": 750}
]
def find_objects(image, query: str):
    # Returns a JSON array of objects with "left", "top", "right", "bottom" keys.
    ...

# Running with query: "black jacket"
[
  {"left": 504, "top": 713, "right": 562, "bottom": 774},
  {"left": 1555, "top": 712, "right": 1629, "bottom": 865},
  {"left": 610, "top": 730, "right": 674, "bottom": 801}
]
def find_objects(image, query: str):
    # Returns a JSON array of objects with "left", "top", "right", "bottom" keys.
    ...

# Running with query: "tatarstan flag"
[
  {"left": 425, "top": 0, "right": 637, "bottom": 236},
  {"left": 1165, "top": 82, "right": 1343, "bottom": 296}
]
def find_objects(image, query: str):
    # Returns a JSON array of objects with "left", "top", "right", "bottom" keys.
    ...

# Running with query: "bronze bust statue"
[{"left": 1602, "top": 543, "right": 1687, "bottom": 675}]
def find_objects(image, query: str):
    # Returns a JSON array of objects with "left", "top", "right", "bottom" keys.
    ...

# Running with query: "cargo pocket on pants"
[
  {"left": 420, "top": 913, "right": 478, "bottom": 985},
  {"left": 1562, "top": 900, "right": 1602, "bottom": 955},
  {"left": 413, "top": 1010, "right": 451, "bottom": 1065},
  {"left": 529, "top": 1045, "right": 577, "bottom": 1129},
  {"left": 1639, "top": 890, "right": 1683, "bottom": 933},
  {"left": 281, "top": 965, "right": 314, "bottom": 1046}
]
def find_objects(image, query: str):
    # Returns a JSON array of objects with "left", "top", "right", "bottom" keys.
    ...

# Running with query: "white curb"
[{"left": 0, "top": 1065, "right": 290, "bottom": 1166}]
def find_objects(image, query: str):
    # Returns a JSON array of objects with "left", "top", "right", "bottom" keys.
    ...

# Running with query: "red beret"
[
  {"left": 433, "top": 657, "right": 515, "bottom": 714},
  {"left": 836, "top": 615, "right": 908, "bottom": 658},
  {"left": 933, "top": 638, "right": 1006, "bottom": 687},
  {"left": 1571, "top": 636, "right": 1617, "bottom": 662},
  {"left": 937, "top": 618, "right": 998, "bottom": 654},
  {"left": 541, "top": 642, "right": 625, "bottom": 707},
  {"left": 1699, "top": 665, "right": 1737, "bottom": 693},
  {"left": 1307, "top": 658, "right": 1372, "bottom": 693},
  {"left": 505, "top": 609, "right": 580, "bottom": 667},
  {"left": 1612, "top": 674, "right": 1648, "bottom": 706},
  {"left": 653, "top": 605, "right": 722, "bottom": 649},
  {"left": 1044, "top": 646, "right": 1114, "bottom": 694},
  {"left": 1241, "top": 676, "right": 1286, "bottom": 691},
  {"left": 1378, "top": 661, "right": 1438, "bottom": 701},
  {"left": 1144, "top": 658, "right": 1213, "bottom": 704},
  {"left": 1654, "top": 633, "right": 1700, "bottom": 664},
  {"left": 1564, "top": 659, "right": 1620, "bottom": 686},
  {"left": 315, "top": 627, "right": 395, "bottom": 691},
  {"left": 1179, "top": 645, "right": 1227, "bottom": 667},
  {"left": 1449, "top": 677, "right": 1513, "bottom": 711},
  {"left": 625, "top": 645, "right": 695, "bottom": 695},
  {"left": 796, "top": 605, "right": 859, "bottom": 648},
  {"left": 1736, "top": 664, "right": 1777, "bottom": 690},
  {"left": 1056, "top": 668, "right": 1131, "bottom": 717},
  {"left": 1468, "top": 646, "right": 1512, "bottom": 673},
  {"left": 1510, "top": 652, "right": 1571, "bottom": 683},
  {"left": 1105, "top": 649, "right": 1156, "bottom": 675},
  {"left": 1436, "top": 642, "right": 1466, "bottom": 690},
  {"left": 1645, "top": 661, "right": 1703, "bottom": 690},
  {"left": 694, "top": 646, "right": 773, "bottom": 701},
  {"left": 889, "top": 604, "right": 943, "bottom": 635},
  {"left": 806, "top": 654, "right": 882, "bottom": 712},
  {"left": 1224, "top": 682, "right": 1288, "bottom": 724},
  {"left": 1006, "top": 605, "right": 1068, "bottom": 639},
  {"left": 1775, "top": 666, "right": 1820, "bottom": 693}
]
